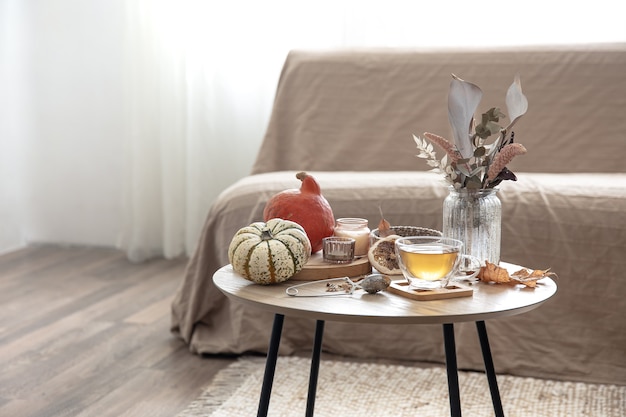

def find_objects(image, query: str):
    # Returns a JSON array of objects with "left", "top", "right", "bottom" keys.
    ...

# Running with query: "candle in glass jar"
[
  {"left": 322, "top": 237, "right": 355, "bottom": 264},
  {"left": 333, "top": 218, "right": 370, "bottom": 257}
]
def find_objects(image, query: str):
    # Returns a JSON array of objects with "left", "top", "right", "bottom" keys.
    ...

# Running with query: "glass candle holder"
[
  {"left": 322, "top": 237, "right": 356, "bottom": 264},
  {"left": 333, "top": 218, "right": 370, "bottom": 257}
]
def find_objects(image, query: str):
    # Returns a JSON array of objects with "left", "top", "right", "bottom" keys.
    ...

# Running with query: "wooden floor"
[{"left": 0, "top": 245, "right": 237, "bottom": 417}]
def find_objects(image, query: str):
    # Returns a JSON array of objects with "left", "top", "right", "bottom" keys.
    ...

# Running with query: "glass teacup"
[{"left": 395, "top": 236, "right": 464, "bottom": 290}]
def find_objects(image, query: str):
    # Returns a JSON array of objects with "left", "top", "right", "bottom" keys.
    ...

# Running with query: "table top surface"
[{"left": 213, "top": 263, "right": 558, "bottom": 325}]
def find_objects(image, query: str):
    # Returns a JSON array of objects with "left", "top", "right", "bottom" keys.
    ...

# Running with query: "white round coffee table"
[{"left": 213, "top": 263, "right": 557, "bottom": 417}]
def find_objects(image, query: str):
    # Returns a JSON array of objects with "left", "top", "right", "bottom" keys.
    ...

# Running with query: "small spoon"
[{"left": 285, "top": 274, "right": 391, "bottom": 297}]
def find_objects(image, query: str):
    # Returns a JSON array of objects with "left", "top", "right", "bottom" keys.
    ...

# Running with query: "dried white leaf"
[
  {"left": 504, "top": 74, "right": 528, "bottom": 131},
  {"left": 448, "top": 74, "right": 483, "bottom": 159}
]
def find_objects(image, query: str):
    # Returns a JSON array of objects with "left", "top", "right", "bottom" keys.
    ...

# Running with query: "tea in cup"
[{"left": 395, "top": 236, "right": 463, "bottom": 290}]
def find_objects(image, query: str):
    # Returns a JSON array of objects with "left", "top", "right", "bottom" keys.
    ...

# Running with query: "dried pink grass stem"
[
  {"left": 424, "top": 132, "right": 462, "bottom": 163},
  {"left": 487, "top": 143, "right": 527, "bottom": 181}
]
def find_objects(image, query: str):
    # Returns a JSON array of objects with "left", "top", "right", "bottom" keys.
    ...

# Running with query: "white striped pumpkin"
[{"left": 228, "top": 218, "right": 311, "bottom": 284}]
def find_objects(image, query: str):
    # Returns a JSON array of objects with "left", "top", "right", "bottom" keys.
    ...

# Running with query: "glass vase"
[{"left": 442, "top": 187, "right": 501, "bottom": 265}]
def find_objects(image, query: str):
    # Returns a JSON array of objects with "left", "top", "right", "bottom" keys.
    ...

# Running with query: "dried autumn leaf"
[
  {"left": 478, "top": 261, "right": 512, "bottom": 284},
  {"left": 513, "top": 275, "right": 540, "bottom": 288},
  {"left": 511, "top": 268, "right": 557, "bottom": 288},
  {"left": 478, "top": 264, "right": 557, "bottom": 288},
  {"left": 377, "top": 207, "right": 393, "bottom": 238}
]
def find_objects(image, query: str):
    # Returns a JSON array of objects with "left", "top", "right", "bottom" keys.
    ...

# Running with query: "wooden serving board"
[
  {"left": 388, "top": 280, "right": 473, "bottom": 301},
  {"left": 291, "top": 253, "right": 372, "bottom": 281}
]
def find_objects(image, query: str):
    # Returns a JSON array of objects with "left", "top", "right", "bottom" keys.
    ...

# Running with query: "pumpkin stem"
[
  {"left": 260, "top": 227, "right": 274, "bottom": 241},
  {"left": 296, "top": 171, "right": 321, "bottom": 195}
]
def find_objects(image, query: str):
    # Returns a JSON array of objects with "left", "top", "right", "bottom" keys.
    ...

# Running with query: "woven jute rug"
[{"left": 178, "top": 356, "right": 625, "bottom": 417}]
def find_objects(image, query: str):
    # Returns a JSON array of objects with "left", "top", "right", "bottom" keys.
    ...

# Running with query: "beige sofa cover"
[{"left": 171, "top": 44, "right": 626, "bottom": 385}]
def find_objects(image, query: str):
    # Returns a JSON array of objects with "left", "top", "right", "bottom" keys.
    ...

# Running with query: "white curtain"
[
  {"left": 117, "top": 1, "right": 352, "bottom": 261},
  {"left": 1, "top": 0, "right": 625, "bottom": 260},
  {"left": 118, "top": 1, "right": 366, "bottom": 261}
]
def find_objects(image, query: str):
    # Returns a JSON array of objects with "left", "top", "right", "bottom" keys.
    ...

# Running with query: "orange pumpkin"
[{"left": 263, "top": 172, "right": 335, "bottom": 253}]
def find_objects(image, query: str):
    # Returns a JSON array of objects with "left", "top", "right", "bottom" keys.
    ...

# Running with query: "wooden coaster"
[
  {"left": 388, "top": 280, "right": 473, "bottom": 301},
  {"left": 291, "top": 253, "right": 372, "bottom": 281}
]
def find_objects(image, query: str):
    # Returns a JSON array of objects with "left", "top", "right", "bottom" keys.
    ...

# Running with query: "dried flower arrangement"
[{"left": 414, "top": 74, "right": 529, "bottom": 189}]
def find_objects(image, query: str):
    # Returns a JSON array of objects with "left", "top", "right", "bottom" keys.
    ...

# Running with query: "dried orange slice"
[{"left": 368, "top": 235, "right": 402, "bottom": 275}]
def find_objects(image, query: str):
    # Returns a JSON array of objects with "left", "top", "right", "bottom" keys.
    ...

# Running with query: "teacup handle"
[{"left": 454, "top": 254, "right": 482, "bottom": 280}]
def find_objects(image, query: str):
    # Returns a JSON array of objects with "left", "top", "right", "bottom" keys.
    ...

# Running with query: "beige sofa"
[{"left": 171, "top": 44, "right": 626, "bottom": 385}]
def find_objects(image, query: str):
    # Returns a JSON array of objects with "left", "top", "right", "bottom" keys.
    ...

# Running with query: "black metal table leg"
[
  {"left": 476, "top": 320, "right": 505, "bottom": 417},
  {"left": 305, "top": 320, "right": 325, "bottom": 417},
  {"left": 443, "top": 323, "right": 462, "bottom": 417},
  {"left": 257, "top": 313, "right": 285, "bottom": 417}
]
